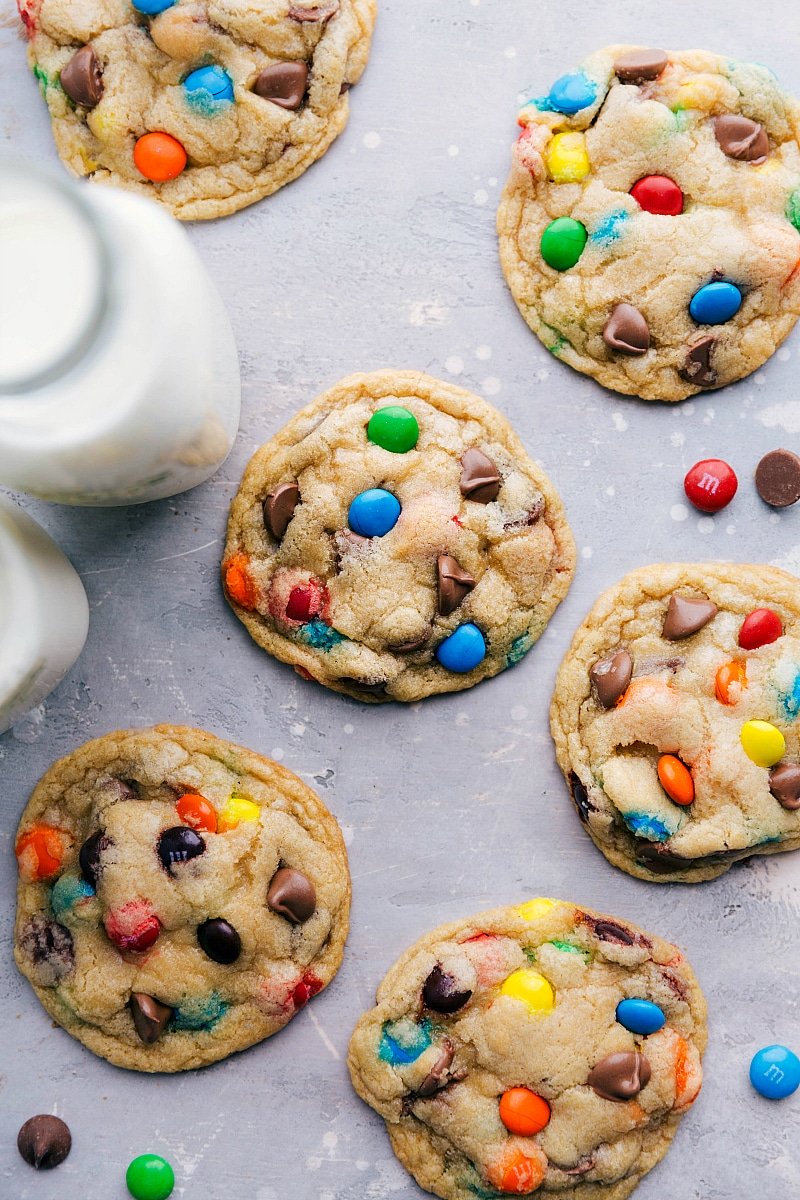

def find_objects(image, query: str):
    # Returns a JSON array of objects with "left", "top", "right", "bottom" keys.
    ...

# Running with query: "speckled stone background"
[{"left": 1, "top": 1, "right": 800, "bottom": 1197}]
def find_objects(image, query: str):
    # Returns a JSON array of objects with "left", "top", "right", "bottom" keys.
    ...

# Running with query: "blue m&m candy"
[
  {"left": 348, "top": 488, "right": 401, "bottom": 537},
  {"left": 749, "top": 1045, "right": 800, "bottom": 1099},
  {"left": 132, "top": 0, "right": 176, "bottom": 14},
  {"left": 435, "top": 623, "right": 486, "bottom": 673},
  {"left": 616, "top": 998, "right": 666, "bottom": 1035},
  {"left": 689, "top": 281, "right": 742, "bottom": 324},
  {"left": 548, "top": 72, "right": 597, "bottom": 115},
  {"left": 183, "top": 65, "right": 235, "bottom": 103}
]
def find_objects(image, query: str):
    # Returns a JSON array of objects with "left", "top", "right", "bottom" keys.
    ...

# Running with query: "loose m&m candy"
[
  {"left": 689, "top": 281, "right": 742, "bottom": 325},
  {"left": 133, "top": 132, "right": 187, "bottom": 182},
  {"left": 126, "top": 1153, "right": 175, "bottom": 1200},
  {"left": 750, "top": 1045, "right": 800, "bottom": 1099},
  {"left": 540, "top": 217, "right": 588, "bottom": 271},
  {"left": 683, "top": 458, "right": 738, "bottom": 513}
]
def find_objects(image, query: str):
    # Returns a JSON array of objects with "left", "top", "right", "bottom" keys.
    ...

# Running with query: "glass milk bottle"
[{"left": 0, "top": 163, "right": 241, "bottom": 505}]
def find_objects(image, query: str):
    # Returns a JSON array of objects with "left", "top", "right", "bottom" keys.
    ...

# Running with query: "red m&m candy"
[
  {"left": 630, "top": 175, "right": 684, "bottom": 215},
  {"left": 739, "top": 608, "right": 783, "bottom": 650},
  {"left": 683, "top": 458, "right": 738, "bottom": 512}
]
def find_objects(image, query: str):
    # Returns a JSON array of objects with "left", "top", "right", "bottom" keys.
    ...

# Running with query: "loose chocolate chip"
[
  {"left": 437, "top": 554, "right": 476, "bottom": 616},
  {"left": 130, "top": 993, "right": 173, "bottom": 1044},
  {"left": 422, "top": 964, "right": 472, "bottom": 1014},
  {"left": 662, "top": 594, "right": 718, "bottom": 640},
  {"left": 680, "top": 336, "right": 717, "bottom": 388},
  {"left": 460, "top": 448, "right": 501, "bottom": 503},
  {"left": 590, "top": 649, "right": 633, "bottom": 708},
  {"left": 588, "top": 1051, "right": 651, "bottom": 1101},
  {"left": 17, "top": 1115, "right": 72, "bottom": 1170},
  {"left": 263, "top": 481, "right": 300, "bottom": 539},
  {"left": 288, "top": 1, "right": 339, "bottom": 21},
  {"left": 602, "top": 304, "right": 650, "bottom": 356},
  {"left": 267, "top": 866, "right": 316, "bottom": 924},
  {"left": 197, "top": 918, "right": 242, "bottom": 964},
  {"left": 416, "top": 1040, "right": 455, "bottom": 1097},
  {"left": 157, "top": 826, "right": 206, "bottom": 872},
  {"left": 78, "top": 830, "right": 112, "bottom": 889},
  {"left": 60, "top": 45, "right": 103, "bottom": 108},
  {"left": 769, "top": 763, "right": 800, "bottom": 810},
  {"left": 20, "top": 917, "right": 75, "bottom": 983},
  {"left": 569, "top": 773, "right": 595, "bottom": 823},
  {"left": 253, "top": 62, "right": 309, "bottom": 110},
  {"left": 714, "top": 114, "right": 769, "bottom": 163},
  {"left": 755, "top": 449, "right": 800, "bottom": 508},
  {"left": 613, "top": 48, "right": 668, "bottom": 83}
]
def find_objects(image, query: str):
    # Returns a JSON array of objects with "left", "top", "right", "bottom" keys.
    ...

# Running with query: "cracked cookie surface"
[
  {"left": 14, "top": 725, "right": 350, "bottom": 1071},
  {"left": 17, "top": 0, "right": 376, "bottom": 219},
  {"left": 551, "top": 563, "right": 800, "bottom": 882},
  {"left": 222, "top": 371, "right": 576, "bottom": 703},
  {"left": 348, "top": 899, "right": 706, "bottom": 1200},
  {"left": 498, "top": 45, "right": 800, "bottom": 400}
]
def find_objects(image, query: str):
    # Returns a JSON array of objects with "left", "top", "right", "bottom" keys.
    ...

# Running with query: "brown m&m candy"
[
  {"left": 769, "top": 763, "right": 800, "bottom": 810},
  {"left": 460, "top": 448, "right": 501, "bottom": 503},
  {"left": 17, "top": 1115, "right": 72, "bottom": 1170},
  {"left": 267, "top": 867, "right": 316, "bottom": 924},
  {"left": 613, "top": 48, "right": 668, "bottom": 84},
  {"left": 437, "top": 555, "right": 476, "bottom": 616},
  {"left": 60, "top": 45, "right": 103, "bottom": 109},
  {"left": 263, "top": 481, "right": 300, "bottom": 538},
  {"left": 590, "top": 649, "right": 633, "bottom": 708},
  {"left": 602, "top": 304, "right": 650, "bottom": 356},
  {"left": 755, "top": 449, "right": 800, "bottom": 508},
  {"left": 588, "top": 1051, "right": 651, "bottom": 1100},
  {"left": 662, "top": 594, "right": 717, "bottom": 640},
  {"left": 130, "top": 993, "right": 173, "bottom": 1044},
  {"left": 714, "top": 114, "right": 769, "bottom": 163},
  {"left": 253, "top": 63, "right": 309, "bottom": 110}
]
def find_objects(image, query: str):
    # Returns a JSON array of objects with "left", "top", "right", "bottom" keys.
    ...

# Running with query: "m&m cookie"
[
  {"left": 13, "top": 726, "right": 350, "bottom": 1071},
  {"left": 348, "top": 900, "right": 706, "bottom": 1199},
  {"left": 551, "top": 563, "right": 800, "bottom": 882},
  {"left": 16, "top": 0, "right": 376, "bottom": 219},
  {"left": 498, "top": 46, "right": 800, "bottom": 400},
  {"left": 222, "top": 371, "right": 575, "bottom": 702}
]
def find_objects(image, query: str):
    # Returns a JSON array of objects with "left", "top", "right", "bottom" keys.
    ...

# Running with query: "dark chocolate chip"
[
  {"left": 755, "top": 449, "right": 800, "bottom": 508},
  {"left": 437, "top": 554, "right": 476, "bottom": 616},
  {"left": 769, "top": 763, "right": 800, "bottom": 810},
  {"left": 157, "top": 826, "right": 206, "bottom": 872},
  {"left": 569, "top": 773, "right": 595, "bottom": 823},
  {"left": 588, "top": 1051, "right": 651, "bottom": 1101},
  {"left": 339, "top": 677, "right": 387, "bottom": 696},
  {"left": 415, "top": 1040, "right": 455, "bottom": 1097},
  {"left": 585, "top": 918, "right": 636, "bottom": 946},
  {"left": 79, "top": 830, "right": 112, "bottom": 889},
  {"left": 197, "top": 918, "right": 242, "bottom": 964},
  {"left": 636, "top": 841, "right": 694, "bottom": 873},
  {"left": 60, "top": 45, "right": 103, "bottom": 108},
  {"left": 422, "top": 964, "right": 472, "bottom": 1013},
  {"left": 288, "top": 2, "right": 339, "bottom": 20},
  {"left": 17, "top": 1115, "right": 72, "bottom": 1170},
  {"left": 590, "top": 649, "right": 633, "bottom": 708},
  {"left": 253, "top": 62, "right": 309, "bottom": 110},
  {"left": 602, "top": 304, "right": 650, "bottom": 356},
  {"left": 613, "top": 48, "right": 668, "bottom": 83},
  {"left": 20, "top": 917, "right": 74, "bottom": 982},
  {"left": 662, "top": 594, "right": 718, "bottom": 640},
  {"left": 460, "top": 448, "right": 501, "bottom": 503},
  {"left": 679, "top": 336, "right": 717, "bottom": 388},
  {"left": 130, "top": 993, "right": 173, "bottom": 1044},
  {"left": 263, "top": 481, "right": 300, "bottom": 539},
  {"left": 267, "top": 866, "right": 316, "bottom": 924},
  {"left": 389, "top": 633, "right": 430, "bottom": 653},
  {"left": 714, "top": 114, "right": 769, "bottom": 163}
]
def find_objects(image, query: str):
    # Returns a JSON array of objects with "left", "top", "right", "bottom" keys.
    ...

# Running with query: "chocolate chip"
[
  {"left": 636, "top": 841, "right": 694, "bottom": 873},
  {"left": 197, "top": 918, "right": 242, "bottom": 964},
  {"left": 633, "top": 655, "right": 685, "bottom": 676},
  {"left": 263, "top": 481, "right": 300, "bottom": 539},
  {"left": 100, "top": 776, "right": 139, "bottom": 800},
  {"left": 588, "top": 1051, "right": 651, "bottom": 1101},
  {"left": 590, "top": 649, "right": 632, "bottom": 708},
  {"left": 769, "top": 763, "right": 800, "bottom": 810},
  {"left": 130, "top": 993, "right": 173, "bottom": 1044},
  {"left": 661, "top": 968, "right": 689, "bottom": 1002},
  {"left": 20, "top": 917, "right": 74, "bottom": 983},
  {"left": 569, "top": 773, "right": 595, "bottom": 823},
  {"left": 60, "top": 45, "right": 103, "bottom": 108},
  {"left": 583, "top": 917, "right": 636, "bottom": 946},
  {"left": 422, "top": 964, "right": 472, "bottom": 1013},
  {"left": 613, "top": 48, "right": 668, "bottom": 83},
  {"left": 755, "top": 449, "right": 800, "bottom": 508},
  {"left": 504, "top": 498, "right": 544, "bottom": 530},
  {"left": 253, "top": 62, "right": 309, "bottom": 110},
  {"left": 157, "top": 826, "right": 205, "bottom": 872},
  {"left": 679, "top": 336, "right": 717, "bottom": 387},
  {"left": 437, "top": 554, "right": 476, "bottom": 616},
  {"left": 662, "top": 594, "right": 718, "bottom": 640},
  {"left": 714, "top": 114, "right": 769, "bottom": 163},
  {"left": 288, "top": 1, "right": 339, "bottom": 20},
  {"left": 415, "top": 1040, "right": 455, "bottom": 1097},
  {"left": 339, "top": 678, "right": 387, "bottom": 695},
  {"left": 389, "top": 633, "right": 430, "bottom": 653},
  {"left": 602, "top": 304, "right": 650, "bottom": 356},
  {"left": 17, "top": 1115, "right": 72, "bottom": 1170},
  {"left": 79, "top": 830, "right": 112, "bottom": 889},
  {"left": 460, "top": 448, "right": 501, "bottom": 503},
  {"left": 267, "top": 866, "right": 316, "bottom": 924}
]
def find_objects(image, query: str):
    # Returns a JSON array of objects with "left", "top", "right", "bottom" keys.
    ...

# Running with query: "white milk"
[
  {"left": 0, "top": 164, "right": 241, "bottom": 504},
  {"left": 0, "top": 495, "right": 89, "bottom": 734}
]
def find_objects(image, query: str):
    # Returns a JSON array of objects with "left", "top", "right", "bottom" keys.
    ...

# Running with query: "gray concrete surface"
[{"left": 1, "top": 1, "right": 799, "bottom": 1196}]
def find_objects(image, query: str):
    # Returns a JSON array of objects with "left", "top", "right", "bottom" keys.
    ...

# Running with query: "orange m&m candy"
[
  {"left": 134, "top": 132, "right": 187, "bottom": 182},
  {"left": 223, "top": 553, "right": 257, "bottom": 609},
  {"left": 488, "top": 1149, "right": 546, "bottom": 1195},
  {"left": 499, "top": 1088, "right": 551, "bottom": 1136},
  {"left": 715, "top": 660, "right": 747, "bottom": 705},
  {"left": 15, "top": 825, "right": 68, "bottom": 882},
  {"left": 176, "top": 793, "right": 217, "bottom": 833},
  {"left": 657, "top": 754, "right": 695, "bottom": 806}
]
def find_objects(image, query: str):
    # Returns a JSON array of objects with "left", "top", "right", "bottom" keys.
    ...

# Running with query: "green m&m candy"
[
  {"left": 367, "top": 405, "right": 419, "bottom": 453},
  {"left": 126, "top": 1154, "right": 175, "bottom": 1200},
  {"left": 540, "top": 217, "right": 588, "bottom": 271}
]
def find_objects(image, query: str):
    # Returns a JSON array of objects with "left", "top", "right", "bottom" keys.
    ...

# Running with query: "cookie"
[
  {"left": 222, "top": 371, "right": 576, "bottom": 703},
  {"left": 17, "top": 0, "right": 376, "bottom": 220},
  {"left": 497, "top": 46, "right": 800, "bottom": 401},
  {"left": 13, "top": 725, "right": 350, "bottom": 1071},
  {"left": 551, "top": 563, "right": 800, "bottom": 883},
  {"left": 348, "top": 899, "right": 706, "bottom": 1200}
]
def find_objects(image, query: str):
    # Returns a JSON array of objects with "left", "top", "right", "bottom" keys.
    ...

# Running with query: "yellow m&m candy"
[
  {"left": 217, "top": 794, "right": 261, "bottom": 832},
  {"left": 517, "top": 897, "right": 557, "bottom": 921},
  {"left": 740, "top": 720, "right": 786, "bottom": 768},
  {"left": 499, "top": 968, "right": 555, "bottom": 1014},
  {"left": 545, "top": 132, "right": 590, "bottom": 183}
]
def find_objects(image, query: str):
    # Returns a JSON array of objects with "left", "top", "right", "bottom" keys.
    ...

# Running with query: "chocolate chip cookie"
[
  {"left": 222, "top": 371, "right": 576, "bottom": 703},
  {"left": 14, "top": 725, "right": 350, "bottom": 1071},
  {"left": 18, "top": 0, "right": 376, "bottom": 220},
  {"left": 348, "top": 899, "right": 706, "bottom": 1200},
  {"left": 498, "top": 45, "right": 800, "bottom": 400},
  {"left": 551, "top": 563, "right": 800, "bottom": 882}
]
